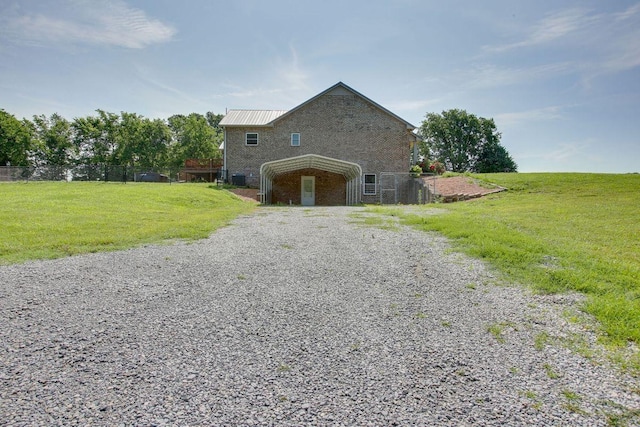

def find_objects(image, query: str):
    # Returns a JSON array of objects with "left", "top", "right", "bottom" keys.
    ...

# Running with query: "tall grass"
[
  {"left": 376, "top": 173, "right": 640, "bottom": 351},
  {"left": 0, "top": 182, "right": 255, "bottom": 264}
]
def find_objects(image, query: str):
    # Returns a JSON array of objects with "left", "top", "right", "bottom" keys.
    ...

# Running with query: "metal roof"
[
  {"left": 260, "top": 154, "right": 362, "bottom": 180},
  {"left": 219, "top": 110, "right": 287, "bottom": 126}
]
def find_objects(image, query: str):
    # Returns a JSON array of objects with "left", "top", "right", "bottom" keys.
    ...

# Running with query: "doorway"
[{"left": 301, "top": 176, "right": 315, "bottom": 206}]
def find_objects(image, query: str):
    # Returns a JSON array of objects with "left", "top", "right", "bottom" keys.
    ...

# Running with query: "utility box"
[{"left": 231, "top": 173, "right": 246, "bottom": 186}]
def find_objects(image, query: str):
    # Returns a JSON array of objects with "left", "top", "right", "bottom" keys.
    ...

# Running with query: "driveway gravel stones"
[{"left": 1, "top": 206, "right": 638, "bottom": 426}]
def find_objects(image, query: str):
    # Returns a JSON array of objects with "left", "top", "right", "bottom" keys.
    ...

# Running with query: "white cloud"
[
  {"left": 589, "top": 4, "right": 640, "bottom": 76},
  {"left": 455, "top": 62, "right": 575, "bottom": 91},
  {"left": 483, "top": 8, "right": 595, "bottom": 54},
  {"left": 518, "top": 139, "right": 596, "bottom": 163},
  {"left": 543, "top": 141, "right": 596, "bottom": 163},
  {"left": 614, "top": 3, "right": 640, "bottom": 21},
  {"left": 134, "top": 65, "right": 210, "bottom": 111},
  {"left": 226, "top": 87, "right": 284, "bottom": 99},
  {"left": 272, "top": 45, "right": 313, "bottom": 96},
  {"left": 216, "top": 44, "right": 314, "bottom": 109},
  {"left": 2, "top": 0, "right": 175, "bottom": 49},
  {"left": 386, "top": 99, "right": 441, "bottom": 114},
  {"left": 495, "top": 106, "right": 564, "bottom": 129},
  {"left": 482, "top": 5, "right": 640, "bottom": 80}
]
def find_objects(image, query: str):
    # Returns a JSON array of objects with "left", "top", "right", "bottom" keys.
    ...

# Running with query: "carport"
[{"left": 259, "top": 154, "right": 362, "bottom": 205}]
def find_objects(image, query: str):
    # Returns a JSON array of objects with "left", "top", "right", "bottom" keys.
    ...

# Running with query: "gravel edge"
[{"left": 1, "top": 206, "right": 638, "bottom": 426}]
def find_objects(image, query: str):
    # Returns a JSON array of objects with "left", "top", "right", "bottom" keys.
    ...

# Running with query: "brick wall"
[
  {"left": 224, "top": 89, "right": 414, "bottom": 203},
  {"left": 272, "top": 168, "right": 346, "bottom": 205}
]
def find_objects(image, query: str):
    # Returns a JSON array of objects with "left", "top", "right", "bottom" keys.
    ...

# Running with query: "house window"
[
  {"left": 291, "top": 133, "right": 300, "bottom": 146},
  {"left": 246, "top": 132, "right": 258, "bottom": 146},
  {"left": 363, "top": 174, "right": 377, "bottom": 195}
]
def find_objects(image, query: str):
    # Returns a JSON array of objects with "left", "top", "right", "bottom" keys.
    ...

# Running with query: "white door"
[{"left": 301, "top": 176, "right": 315, "bottom": 206}]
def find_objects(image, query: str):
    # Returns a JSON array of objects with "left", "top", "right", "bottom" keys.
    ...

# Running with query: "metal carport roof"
[
  {"left": 259, "top": 154, "right": 362, "bottom": 205},
  {"left": 260, "top": 154, "right": 362, "bottom": 180}
]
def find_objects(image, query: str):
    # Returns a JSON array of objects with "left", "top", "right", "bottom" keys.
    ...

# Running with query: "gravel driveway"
[{"left": 1, "top": 206, "right": 638, "bottom": 426}]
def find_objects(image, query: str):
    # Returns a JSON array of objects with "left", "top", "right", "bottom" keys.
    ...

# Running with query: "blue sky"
[{"left": 1, "top": 0, "right": 639, "bottom": 173}]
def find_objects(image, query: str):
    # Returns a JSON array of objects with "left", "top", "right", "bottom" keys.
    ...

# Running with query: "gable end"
[{"left": 269, "top": 82, "right": 416, "bottom": 130}]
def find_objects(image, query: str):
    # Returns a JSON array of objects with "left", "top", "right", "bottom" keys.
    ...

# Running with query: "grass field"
[
  {"left": 0, "top": 182, "right": 255, "bottom": 265},
  {"left": 371, "top": 173, "right": 640, "bottom": 369}
]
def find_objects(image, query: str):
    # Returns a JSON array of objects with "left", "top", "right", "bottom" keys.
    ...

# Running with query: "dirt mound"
[
  {"left": 230, "top": 188, "right": 259, "bottom": 202},
  {"left": 423, "top": 176, "right": 504, "bottom": 202}
]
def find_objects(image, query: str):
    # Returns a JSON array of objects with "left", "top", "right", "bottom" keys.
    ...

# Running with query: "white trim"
[
  {"left": 245, "top": 132, "right": 259, "bottom": 146},
  {"left": 291, "top": 132, "right": 300, "bottom": 146},
  {"left": 363, "top": 173, "right": 377, "bottom": 195}
]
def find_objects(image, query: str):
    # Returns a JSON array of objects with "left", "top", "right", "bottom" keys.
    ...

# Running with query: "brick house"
[{"left": 220, "top": 82, "right": 419, "bottom": 205}]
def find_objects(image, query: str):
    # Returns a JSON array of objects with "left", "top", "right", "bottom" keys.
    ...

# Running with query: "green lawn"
[
  {"left": 0, "top": 182, "right": 255, "bottom": 264},
  {"left": 372, "top": 173, "right": 640, "bottom": 367}
]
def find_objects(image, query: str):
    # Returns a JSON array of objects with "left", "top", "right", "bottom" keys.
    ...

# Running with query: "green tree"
[
  {"left": 112, "top": 112, "right": 144, "bottom": 167},
  {"left": 116, "top": 113, "right": 171, "bottom": 169},
  {"left": 168, "top": 113, "right": 222, "bottom": 169},
  {"left": 419, "top": 109, "right": 517, "bottom": 173},
  {"left": 31, "top": 114, "right": 76, "bottom": 166},
  {"left": 0, "top": 109, "right": 33, "bottom": 166},
  {"left": 205, "top": 112, "right": 224, "bottom": 129},
  {"left": 139, "top": 118, "right": 172, "bottom": 169},
  {"left": 72, "top": 110, "right": 120, "bottom": 165},
  {"left": 474, "top": 140, "right": 518, "bottom": 173}
]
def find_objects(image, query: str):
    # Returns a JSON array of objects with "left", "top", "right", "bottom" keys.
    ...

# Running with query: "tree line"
[
  {"left": 0, "top": 109, "right": 223, "bottom": 174},
  {"left": 1, "top": 106, "right": 517, "bottom": 177}
]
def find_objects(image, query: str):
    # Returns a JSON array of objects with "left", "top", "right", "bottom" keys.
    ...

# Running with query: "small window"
[
  {"left": 363, "top": 174, "right": 376, "bottom": 195},
  {"left": 291, "top": 133, "right": 300, "bottom": 146},
  {"left": 246, "top": 132, "right": 258, "bottom": 145}
]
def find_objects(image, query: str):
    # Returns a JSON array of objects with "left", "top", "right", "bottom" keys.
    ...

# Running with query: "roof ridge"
[{"left": 227, "top": 108, "right": 288, "bottom": 111}]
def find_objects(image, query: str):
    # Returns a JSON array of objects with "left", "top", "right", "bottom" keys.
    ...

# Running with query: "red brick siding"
[{"left": 272, "top": 168, "right": 346, "bottom": 206}]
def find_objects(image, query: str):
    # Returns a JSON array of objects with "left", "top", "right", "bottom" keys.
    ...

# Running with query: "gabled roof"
[
  {"left": 219, "top": 82, "right": 416, "bottom": 130},
  {"left": 219, "top": 110, "right": 287, "bottom": 126},
  {"left": 271, "top": 82, "right": 416, "bottom": 130}
]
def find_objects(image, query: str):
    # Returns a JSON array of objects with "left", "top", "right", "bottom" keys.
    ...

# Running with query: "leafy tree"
[
  {"left": 474, "top": 140, "right": 518, "bottom": 173},
  {"left": 72, "top": 110, "right": 120, "bottom": 165},
  {"left": 167, "top": 114, "right": 187, "bottom": 137},
  {"left": 31, "top": 114, "right": 76, "bottom": 167},
  {"left": 112, "top": 112, "right": 145, "bottom": 167},
  {"left": 30, "top": 113, "right": 76, "bottom": 179},
  {"left": 0, "top": 109, "right": 33, "bottom": 166},
  {"left": 168, "top": 113, "right": 222, "bottom": 169},
  {"left": 419, "top": 109, "right": 517, "bottom": 173},
  {"left": 205, "top": 112, "right": 224, "bottom": 129},
  {"left": 115, "top": 113, "right": 171, "bottom": 169},
  {"left": 139, "top": 118, "right": 172, "bottom": 169}
]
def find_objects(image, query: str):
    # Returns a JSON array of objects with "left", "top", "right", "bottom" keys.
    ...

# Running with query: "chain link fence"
[
  {"left": 377, "top": 173, "right": 437, "bottom": 204},
  {"left": 0, "top": 165, "right": 182, "bottom": 183}
]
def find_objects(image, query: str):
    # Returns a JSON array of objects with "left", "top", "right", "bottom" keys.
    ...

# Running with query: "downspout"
[{"left": 223, "top": 128, "right": 227, "bottom": 183}]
